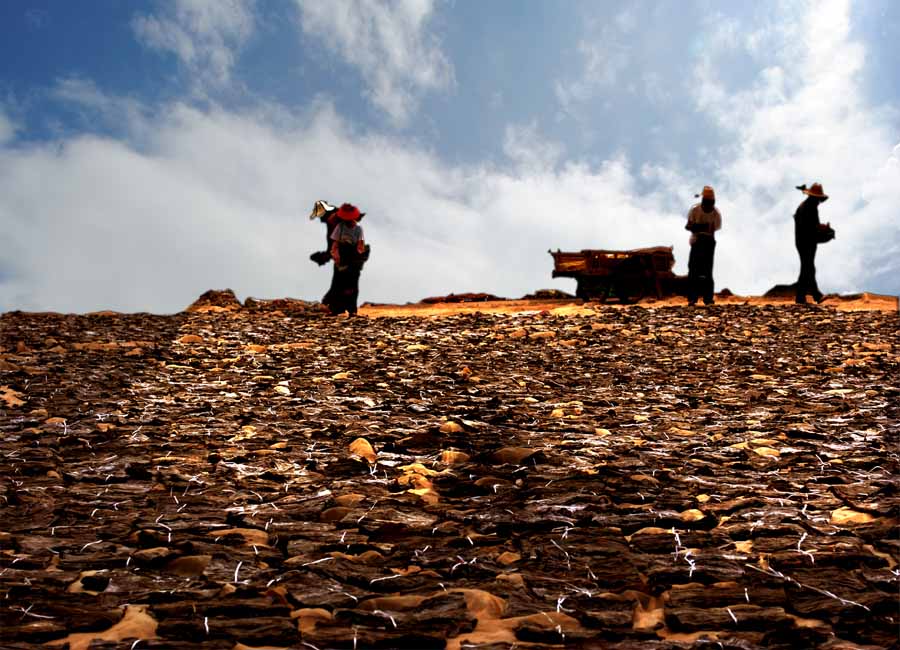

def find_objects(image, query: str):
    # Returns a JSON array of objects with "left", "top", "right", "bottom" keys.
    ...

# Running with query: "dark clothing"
[
  {"left": 793, "top": 199, "right": 823, "bottom": 302},
  {"left": 796, "top": 243, "right": 822, "bottom": 303},
  {"left": 323, "top": 265, "right": 362, "bottom": 315},
  {"left": 313, "top": 212, "right": 366, "bottom": 314},
  {"left": 310, "top": 212, "right": 339, "bottom": 266},
  {"left": 323, "top": 214, "right": 341, "bottom": 252},
  {"left": 687, "top": 237, "right": 716, "bottom": 304},
  {"left": 685, "top": 202, "right": 721, "bottom": 305},
  {"left": 793, "top": 198, "right": 821, "bottom": 248},
  {"left": 323, "top": 242, "right": 364, "bottom": 315}
]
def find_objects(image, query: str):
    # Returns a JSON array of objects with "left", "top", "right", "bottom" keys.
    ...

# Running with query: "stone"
[
  {"left": 492, "top": 447, "right": 538, "bottom": 464},
  {"left": 441, "top": 450, "right": 470, "bottom": 464},
  {"left": 830, "top": 507, "right": 876, "bottom": 526},
  {"left": 185, "top": 289, "right": 242, "bottom": 312},
  {"left": 0, "top": 385, "right": 25, "bottom": 407},
  {"left": 2, "top": 303, "right": 896, "bottom": 650},
  {"left": 439, "top": 421, "right": 464, "bottom": 434},
  {"left": 348, "top": 437, "right": 377, "bottom": 463}
]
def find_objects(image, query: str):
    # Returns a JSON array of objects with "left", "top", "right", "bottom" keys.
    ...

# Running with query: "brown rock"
[
  {"left": 132, "top": 547, "right": 172, "bottom": 563},
  {"left": 185, "top": 288, "right": 242, "bottom": 312},
  {"left": 496, "top": 551, "right": 521, "bottom": 565},
  {"left": 0, "top": 385, "right": 25, "bottom": 408},
  {"left": 210, "top": 528, "right": 269, "bottom": 546},
  {"left": 349, "top": 437, "right": 377, "bottom": 462},
  {"left": 320, "top": 507, "right": 352, "bottom": 522},
  {"left": 333, "top": 493, "right": 365, "bottom": 507},
  {"left": 492, "top": 447, "right": 538, "bottom": 464},
  {"left": 165, "top": 555, "right": 211, "bottom": 576},
  {"left": 441, "top": 450, "right": 470, "bottom": 464},
  {"left": 440, "top": 421, "right": 465, "bottom": 434}
]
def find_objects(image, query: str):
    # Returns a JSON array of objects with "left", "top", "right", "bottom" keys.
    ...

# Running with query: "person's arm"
[
  {"left": 356, "top": 225, "right": 365, "bottom": 254},
  {"left": 714, "top": 210, "right": 722, "bottom": 232},
  {"left": 330, "top": 224, "right": 341, "bottom": 263}
]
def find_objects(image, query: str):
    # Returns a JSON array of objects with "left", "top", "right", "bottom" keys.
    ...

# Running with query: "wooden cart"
[{"left": 550, "top": 246, "right": 686, "bottom": 303}]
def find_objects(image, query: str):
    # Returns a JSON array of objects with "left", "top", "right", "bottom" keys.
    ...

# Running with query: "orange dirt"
[{"left": 360, "top": 292, "right": 898, "bottom": 318}]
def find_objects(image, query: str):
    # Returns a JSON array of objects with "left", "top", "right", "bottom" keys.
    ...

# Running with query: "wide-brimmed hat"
[
  {"left": 309, "top": 200, "right": 336, "bottom": 220},
  {"left": 802, "top": 183, "right": 828, "bottom": 200},
  {"left": 335, "top": 203, "right": 362, "bottom": 221}
]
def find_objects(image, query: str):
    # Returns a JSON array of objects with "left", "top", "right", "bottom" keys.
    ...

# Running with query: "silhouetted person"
[
  {"left": 793, "top": 183, "right": 829, "bottom": 304},
  {"left": 309, "top": 200, "right": 370, "bottom": 314},
  {"left": 685, "top": 185, "right": 722, "bottom": 305},
  {"left": 325, "top": 203, "right": 367, "bottom": 316}
]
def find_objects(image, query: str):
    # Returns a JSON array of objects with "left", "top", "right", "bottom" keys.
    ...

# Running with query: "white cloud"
[
  {"left": 294, "top": 0, "right": 454, "bottom": 125},
  {"left": 1, "top": 67, "right": 896, "bottom": 314},
  {"left": 692, "top": 0, "right": 900, "bottom": 294},
  {"left": 0, "top": 98, "right": 688, "bottom": 313},
  {"left": 502, "top": 122, "right": 564, "bottom": 174},
  {"left": 1, "top": 0, "right": 897, "bottom": 313},
  {"left": 555, "top": 8, "right": 635, "bottom": 119},
  {"left": 0, "top": 109, "right": 15, "bottom": 145},
  {"left": 133, "top": 0, "right": 256, "bottom": 89},
  {"left": 53, "top": 78, "right": 152, "bottom": 141}
]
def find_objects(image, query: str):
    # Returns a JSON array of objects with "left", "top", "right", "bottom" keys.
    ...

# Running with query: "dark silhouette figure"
[
  {"left": 685, "top": 185, "right": 722, "bottom": 305},
  {"left": 309, "top": 200, "right": 370, "bottom": 315},
  {"left": 324, "top": 203, "right": 367, "bottom": 316},
  {"left": 793, "top": 183, "right": 829, "bottom": 304}
]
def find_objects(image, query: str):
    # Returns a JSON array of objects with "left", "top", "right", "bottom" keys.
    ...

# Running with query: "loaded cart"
[{"left": 550, "top": 246, "right": 687, "bottom": 303}]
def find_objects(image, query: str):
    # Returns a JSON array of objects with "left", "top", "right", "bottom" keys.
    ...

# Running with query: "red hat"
[
  {"left": 336, "top": 203, "right": 361, "bottom": 221},
  {"left": 802, "top": 183, "right": 828, "bottom": 201}
]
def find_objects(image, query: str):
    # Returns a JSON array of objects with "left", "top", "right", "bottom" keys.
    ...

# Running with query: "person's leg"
[
  {"left": 687, "top": 243, "right": 699, "bottom": 305},
  {"left": 323, "top": 266, "right": 340, "bottom": 313},
  {"left": 703, "top": 240, "right": 716, "bottom": 304},
  {"left": 331, "top": 268, "right": 350, "bottom": 315},
  {"left": 808, "top": 245, "right": 823, "bottom": 302},
  {"left": 346, "top": 267, "right": 361, "bottom": 315},
  {"left": 796, "top": 245, "right": 810, "bottom": 303}
]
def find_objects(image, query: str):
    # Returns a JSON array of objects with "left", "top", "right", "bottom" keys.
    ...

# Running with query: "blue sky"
[{"left": 1, "top": 0, "right": 898, "bottom": 312}]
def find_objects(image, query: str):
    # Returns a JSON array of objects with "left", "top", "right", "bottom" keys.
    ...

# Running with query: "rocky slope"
[{"left": 1, "top": 302, "right": 898, "bottom": 649}]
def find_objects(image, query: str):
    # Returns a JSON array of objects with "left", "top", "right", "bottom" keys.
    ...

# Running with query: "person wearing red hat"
[
  {"left": 793, "top": 183, "right": 829, "bottom": 304},
  {"left": 685, "top": 185, "right": 722, "bottom": 305},
  {"left": 323, "top": 203, "right": 368, "bottom": 316}
]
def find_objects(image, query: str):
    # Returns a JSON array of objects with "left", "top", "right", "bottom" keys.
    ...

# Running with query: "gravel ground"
[{"left": 1, "top": 303, "right": 898, "bottom": 649}]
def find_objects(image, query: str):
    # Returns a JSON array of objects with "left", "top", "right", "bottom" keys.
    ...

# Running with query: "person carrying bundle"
[
  {"left": 324, "top": 203, "right": 368, "bottom": 316},
  {"left": 793, "top": 183, "right": 833, "bottom": 305}
]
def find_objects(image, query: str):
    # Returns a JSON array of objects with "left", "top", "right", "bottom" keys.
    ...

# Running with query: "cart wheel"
[
  {"left": 612, "top": 273, "right": 647, "bottom": 305},
  {"left": 613, "top": 262, "right": 648, "bottom": 304},
  {"left": 613, "top": 277, "right": 643, "bottom": 303},
  {"left": 576, "top": 279, "right": 611, "bottom": 302},
  {"left": 575, "top": 281, "right": 589, "bottom": 301},
  {"left": 596, "top": 279, "right": 611, "bottom": 303}
]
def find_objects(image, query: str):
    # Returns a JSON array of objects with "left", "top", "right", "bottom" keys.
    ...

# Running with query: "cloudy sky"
[{"left": 1, "top": 0, "right": 898, "bottom": 312}]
